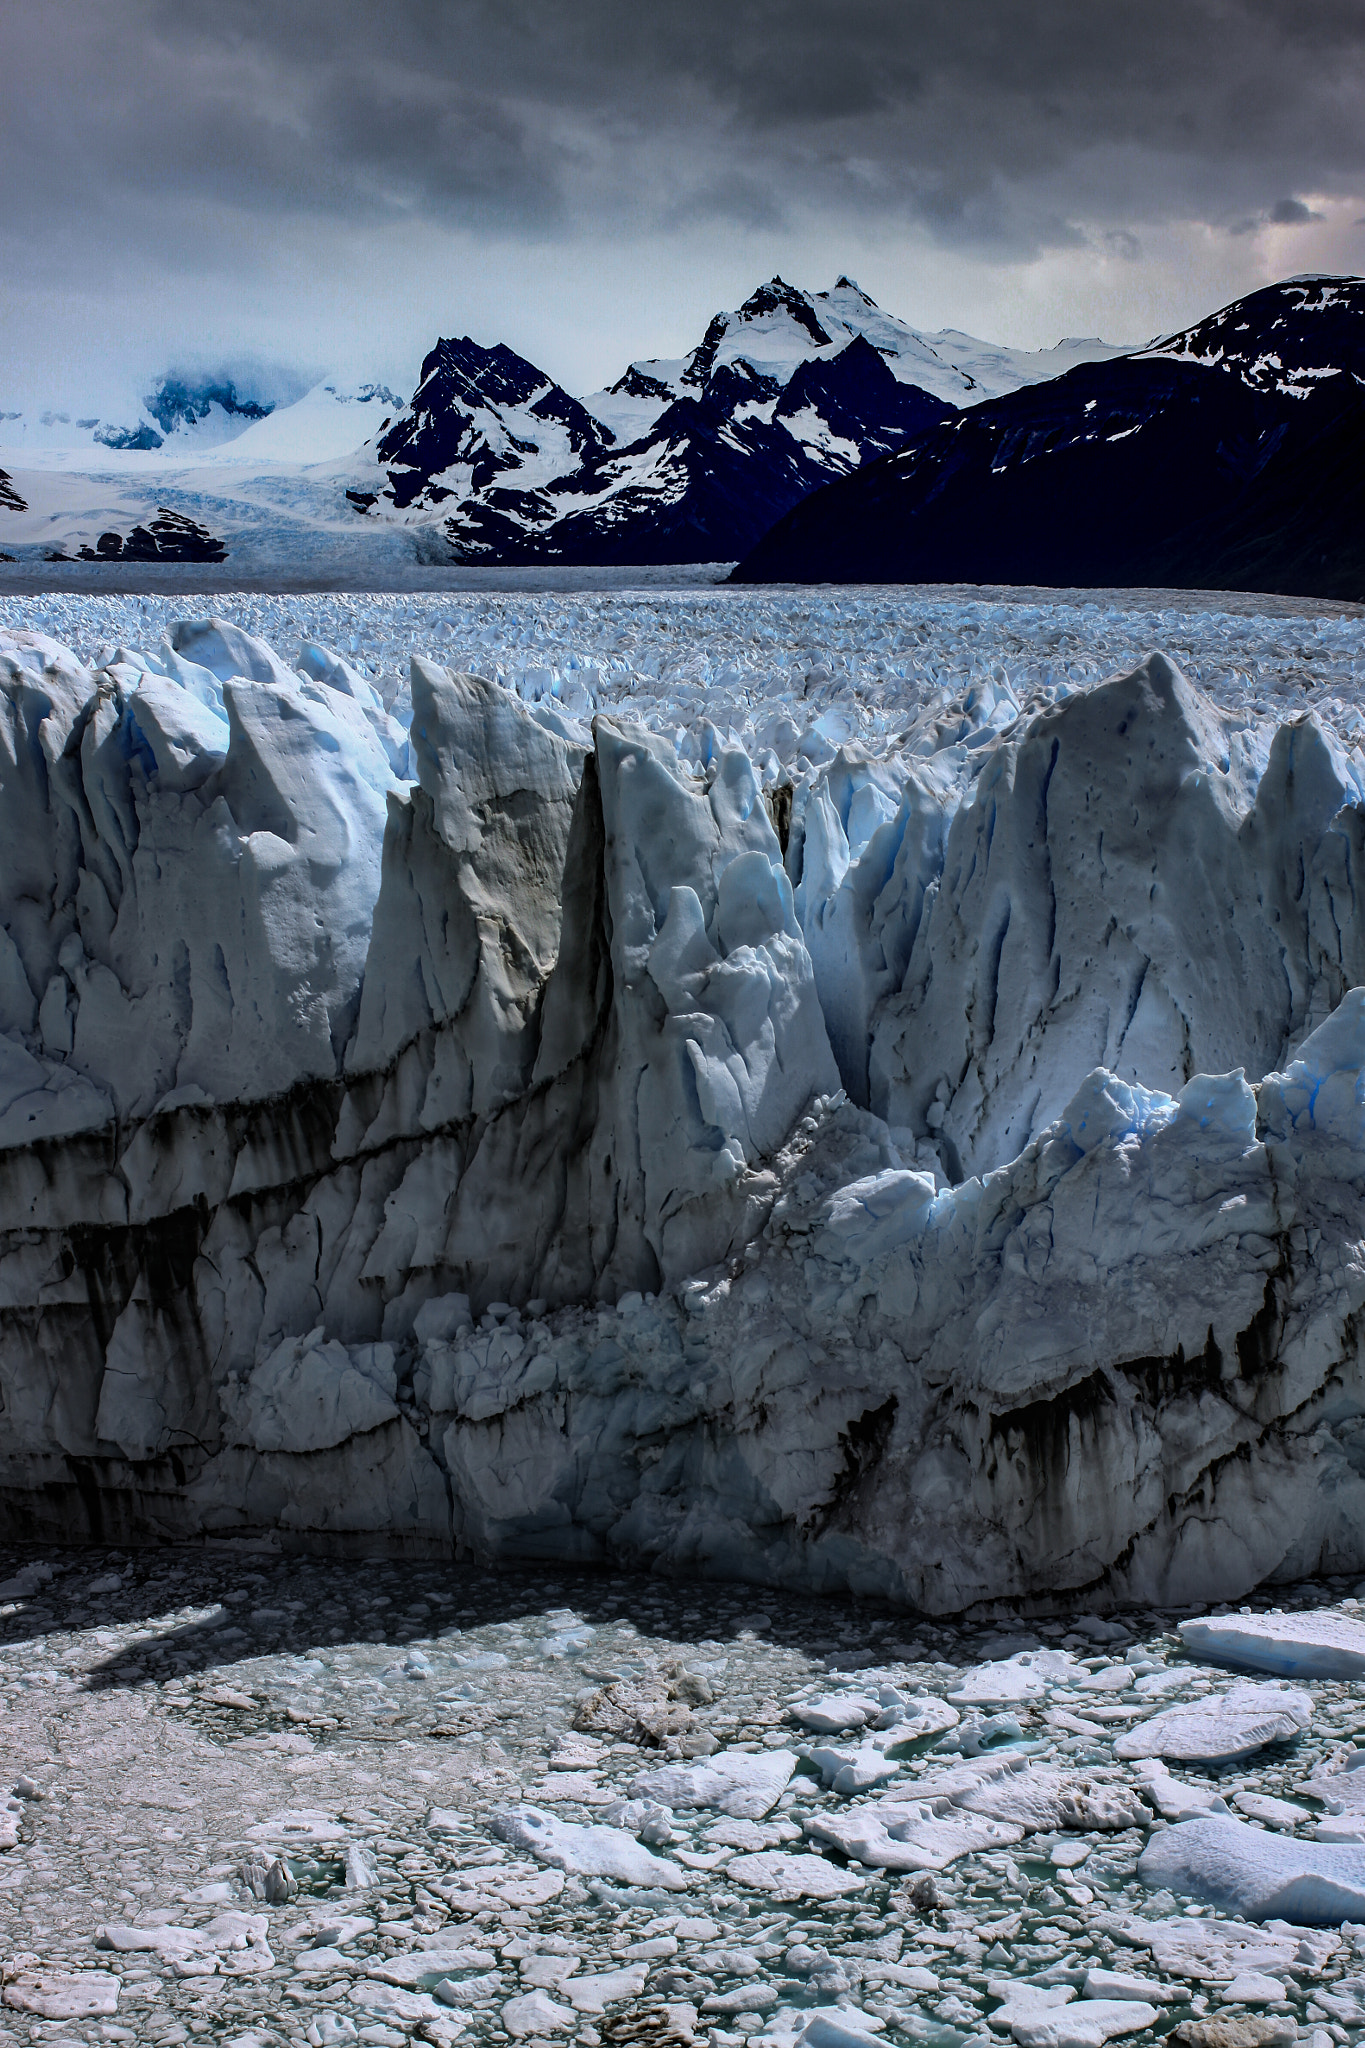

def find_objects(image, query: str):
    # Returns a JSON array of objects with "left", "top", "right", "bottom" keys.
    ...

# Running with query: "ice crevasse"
[{"left": 4, "top": 622, "right": 1365, "bottom": 1610}]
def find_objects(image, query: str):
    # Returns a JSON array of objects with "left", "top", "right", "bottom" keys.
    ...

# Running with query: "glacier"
[{"left": 5, "top": 599, "right": 1365, "bottom": 1612}]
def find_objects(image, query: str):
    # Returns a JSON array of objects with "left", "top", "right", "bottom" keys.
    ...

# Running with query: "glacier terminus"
[{"left": 1, "top": 591, "right": 1365, "bottom": 1615}]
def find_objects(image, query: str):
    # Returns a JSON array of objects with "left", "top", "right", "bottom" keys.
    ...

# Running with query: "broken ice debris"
[
  {"left": 725, "top": 1848, "right": 866, "bottom": 1899},
  {"left": 630, "top": 1747, "right": 797, "bottom": 1818},
  {"left": 806, "top": 1796, "right": 1024, "bottom": 1871}
]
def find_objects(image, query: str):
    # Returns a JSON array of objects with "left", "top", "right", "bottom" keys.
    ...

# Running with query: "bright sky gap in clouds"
[{"left": 2, "top": 0, "right": 1364, "bottom": 411}]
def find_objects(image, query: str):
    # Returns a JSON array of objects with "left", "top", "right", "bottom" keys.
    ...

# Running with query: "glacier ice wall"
[{"left": 3, "top": 618, "right": 1365, "bottom": 1613}]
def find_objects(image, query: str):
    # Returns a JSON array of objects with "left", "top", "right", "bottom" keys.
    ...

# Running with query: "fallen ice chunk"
[
  {"left": 1301, "top": 1745, "right": 1365, "bottom": 1811},
  {"left": 805, "top": 1796, "right": 1023, "bottom": 1871},
  {"left": 989, "top": 1985, "right": 1075, "bottom": 2035},
  {"left": 503, "top": 1987, "right": 575, "bottom": 2037},
  {"left": 794, "top": 2012, "right": 885, "bottom": 2048},
  {"left": 1138, "top": 1815, "right": 1365, "bottom": 1922},
  {"left": 1173, "top": 2018, "right": 1296, "bottom": 2048},
  {"left": 726, "top": 1849, "right": 865, "bottom": 1899},
  {"left": 1233, "top": 1791, "right": 1309, "bottom": 1830},
  {"left": 1180, "top": 1609, "right": 1365, "bottom": 1679},
  {"left": 1096, "top": 1910, "right": 1338, "bottom": 1979},
  {"left": 1082, "top": 1970, "right": 1177, "bottom": 2005},
  {"left": 789, "top": 1693, "right": 880, "bottom": 1733},
  {"left": 630, "top": 1748, "right": 796, "bottom": 1819},
  {"left": 1313, "top": 1975, "right": 1365, "bottom": 2023},
  {"left": 1131, "top": 1760, "right": 1231, "bottom": 1821},
  {"left": 561, "top": 1964, "right": 650, "bottom": 2012},
  {"left": 2, "top": 1970, "right": 121, "bottom": 2019},
  {"left": 1114, "top": 1682, "right": 1311, "bottom": 1763},
  {"left": 490, "top": 1805, "right": 688, "bottom": 1889},
  {"left": 948, "top": 1650, "right": 1080, "bottom": 1705},
  {"left": 800, "top": 1741, "right": 902, "bottom": 1795},
  {"left": 1009, "top": 2000, "right": 1159, "bottom": 2048},
  {"left": 955, "top": 1763, "right": 1150, "bottom": 1833},
  {"left": 1224, "top": 1973, "right": 1288, "bottom": 2005}
]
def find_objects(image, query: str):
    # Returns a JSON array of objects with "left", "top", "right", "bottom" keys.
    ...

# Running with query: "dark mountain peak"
[
  {"left": 683, "top": 312, "right": 733, "bottom": 390},
  {"left": 376, "top": 334, "right": 612, "bottom": 512},
  {"left": 734, "top": 272, "right": 1365, "bottom": 599},
  {"left": 681, "top": 279, "right": 832, "bottom": 393},
  {"left": 775, "top": 336, "right": 954, "bottom": 464},
  {"left": 608, "top": 363, "right": 675, "bottom": 402},
  {"left": 826, "top": 276, "right": 879, "bottom": 308},
  {"left": 1141, "top": 275, "right": 1365, "bottom": 392},
  {"left": 406, "top": 336, "right": 551, "bottom": 419}
]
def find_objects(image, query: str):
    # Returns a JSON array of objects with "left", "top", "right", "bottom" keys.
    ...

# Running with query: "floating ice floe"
[
  {"left": 490, "top": 1807, "right": 689, "bottom": 1889},
  {"left": 1113, "top": 1683, "right": 1312, "bottom": 1763},
  {"left": 629, "top": 1747, "right": 797, "bottom": 1818},
  {"left": 1098, "top": 1911, "right": 1339, "bottom": 1979},
  {"left": 953, "top": 1764, "right": 1150, "bottom": 1833},
  {"left": 1138, "top": 1815, "right": 1365, "bottom": 1923},
  {"left": 725, "top": 1849, "right": 866, "bottom": 1899},
  {"left": 948, "top": 1651, "right": 1081, "bottom": 1706},
  {"left": 799, "top": 1740, "right": 903, "bottom": 1795},
  {"left": 1300, "top": 1746, "right": 1365, "bottom": 1811},
  {"left": 1179, "top": 1609, "right": 1365, "bottom": 1679},
  {"left": 1, "top": 1971, "right": 121, "bottom": 2019},
  {"left": 789, "top": 1693, "right": 882, "bottom": 1734},
  {"left": 805, "top": 1795, "right": 1023, "bottom": 1871},
  {"left": 1011, "top": 1999, "right": 1160, "bottom": 2048}
]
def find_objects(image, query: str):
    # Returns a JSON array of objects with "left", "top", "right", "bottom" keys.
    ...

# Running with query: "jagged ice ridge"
[{"left": 3, "top": 603, "right": 1365, "bottom": 1611}]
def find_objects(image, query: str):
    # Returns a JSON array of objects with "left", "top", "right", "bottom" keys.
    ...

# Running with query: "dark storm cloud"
[
  {"left": 1270, "top": 197, "right": 1325, "bottom": 222},
  {"left": 3, "top": 0, "right": 1364, "bottom": 271}
]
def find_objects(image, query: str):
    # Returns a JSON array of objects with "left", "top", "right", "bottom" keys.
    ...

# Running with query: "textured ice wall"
[{"left": 3, "top": 614, "right": 1365, "bottom": 1613}]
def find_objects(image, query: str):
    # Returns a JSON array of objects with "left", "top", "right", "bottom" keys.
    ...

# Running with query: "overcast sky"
[{"left": 3, "top": 0, "right": 1365, "bottom": 410}]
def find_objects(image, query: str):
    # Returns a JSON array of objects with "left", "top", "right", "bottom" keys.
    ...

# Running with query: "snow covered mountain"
[
  {"left": 6, "top": 607, "right": 1365, "bottom": 1608},
  {"left": 348, "top": 280, "right": 971, "bottom": 563},
  {"left": 736, "top": 276, "right": 1365, "bottom": 599},
  {"left": 584, "top": 275, "right": 1127, "bottom": 436}
]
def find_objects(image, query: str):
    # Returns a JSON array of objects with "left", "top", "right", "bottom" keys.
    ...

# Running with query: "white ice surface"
[
  {"left": 1180, "top": 1609, "right": 1365, "bottom": 1678},
  {"left": 490, "top": 1806, "right": 689, "bottom": 1890},
  {"left": 1138, "top": 1814, "right": 1365, "bottom": 1923}
]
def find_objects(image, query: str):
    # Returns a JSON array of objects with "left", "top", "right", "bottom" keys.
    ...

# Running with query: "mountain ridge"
[{"left": 733, "top": 276, "right": 1365, "bottom": 600}]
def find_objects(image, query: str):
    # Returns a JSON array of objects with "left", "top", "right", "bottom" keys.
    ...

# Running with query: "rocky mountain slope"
[
  {"left": 3, "top": 615, "right": 1365, "bottom": 1610},
  {"left": 735, "top": 277, "right": 1365, "bottom": 599}
]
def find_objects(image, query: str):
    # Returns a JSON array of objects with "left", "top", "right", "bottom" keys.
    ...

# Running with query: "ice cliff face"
[{"left": 4, "top": 620, "right": 1365, "bottom": 1614}]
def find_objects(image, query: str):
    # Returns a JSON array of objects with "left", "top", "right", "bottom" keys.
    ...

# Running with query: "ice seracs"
[{"left": 9, "top": 617, "right": 1365, "bottom": 1614}]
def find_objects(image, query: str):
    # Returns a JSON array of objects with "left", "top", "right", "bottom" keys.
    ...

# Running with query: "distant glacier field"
[{"left": 3, "top": 581, "right": 1364, "bottom": 768}]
